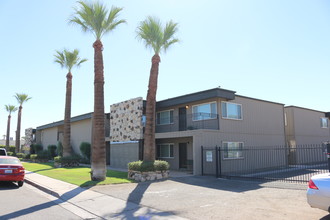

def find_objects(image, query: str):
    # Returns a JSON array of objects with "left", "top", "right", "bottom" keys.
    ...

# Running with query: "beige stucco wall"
[
  {"left": 285, "top": 106, "right": 330, "bottom": 145},
  {"left": 40, "top": 127, "right": 58, "bottom": 149},
  {"left": 71, "top": 118, "right": 92, "bottom": 155}
]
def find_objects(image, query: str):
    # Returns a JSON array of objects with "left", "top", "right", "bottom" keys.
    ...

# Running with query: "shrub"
[
  {"left": 154, "top": 160, "right": 170, "bottom": 171},
  {"left": 7, "top": 152, "right": 14, "bottom": 156},
  {"left": 31, "top": 144, "right": 43, "bottom": 154},
  {"left": 128, "top": 160, "right": 170, "bottom": 172},
  {"left": 54, "top": 156, "right": 61, "bottom": 163},
  {"left": 30, "top": 154, "right": 38, "bottom": 160},
  {"left": 80, "top": 157, "right": 90, "bottom": 164},
  {"left": 128, "top": 160, "right": 143, "bottom": 171},
  {"left": 16, "top": 153, "right": 25, "bottom": 159},
  {"left": 80, "top": 142, "right": 91, "bottom": 161},
  {"left": 23, "top": 154, "right": 30, "bottom": 159},
  {"left": 54, "top": 154, "right": 81, "bottom": 167},
  {"left": 8, "top": 146, "right": 16, "bottom": 155},
  {"left": 37, "top": 150, "right": 50, "bottom": 159},
  {"left": 56, "top": 142, "right": 63, "bottom": 157},
  {"left": 47, "top": 145, "right": 57, "bottom": 158}
]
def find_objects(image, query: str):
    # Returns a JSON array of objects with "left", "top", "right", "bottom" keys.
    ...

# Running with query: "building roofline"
[
  {"left": 36, "top": 112, "right": 93, "bottom": 130},
  {"left": 285, "top": 105, "right": 327, "bottom": 114},
  {"left": 235, "top": 95, "right": 284, "bottom": 106},
  {"left": 156, "top": 87, "right": 236, "bottom": 108}
]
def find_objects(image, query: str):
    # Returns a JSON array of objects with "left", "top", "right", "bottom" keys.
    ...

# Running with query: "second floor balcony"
[{"left": 156, "top": 113, "right": 220, "bottom": 133}]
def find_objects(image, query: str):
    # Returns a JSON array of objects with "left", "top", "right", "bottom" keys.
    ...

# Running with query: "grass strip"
[{"left": 23, "top": 162, "right": 133, "bottom": 187}]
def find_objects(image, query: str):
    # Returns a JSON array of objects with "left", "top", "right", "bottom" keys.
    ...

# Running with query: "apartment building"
[
  {"left": 33, "top": 88, "right": 329, "bottom": 175},
  {"left": 35, "top": 113, "right": 111, "bottom": 164}
]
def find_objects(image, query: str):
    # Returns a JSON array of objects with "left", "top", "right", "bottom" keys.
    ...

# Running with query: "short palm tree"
[
  {"left": 70, "top": 1, "right": 126, "bottom": 180},
  {"left": 54, "top": 49, "right": 87, "bottom": 157},
  {"left": 136, "top": 16, "right": 179, "bottom": 162},
  {"left": 14, "top": 93, "right": 31, "bottom": 153},
  {"left": 5, "top": 105, "right": 17, "bottom": 148}
]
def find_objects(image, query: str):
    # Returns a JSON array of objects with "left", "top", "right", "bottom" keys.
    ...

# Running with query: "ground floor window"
[
  {"left": 223, "top": 142, "right": 243, "bottom": 159},
  {"left": 157, "top": 143, "right": 174, "bottom": 158}
]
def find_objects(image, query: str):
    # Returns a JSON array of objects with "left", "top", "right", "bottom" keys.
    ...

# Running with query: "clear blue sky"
[{"left": 1, "top": 0, "right": 329, "bottom": 140}]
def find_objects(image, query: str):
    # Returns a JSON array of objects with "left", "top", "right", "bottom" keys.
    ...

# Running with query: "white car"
[{"left": 307, "top": 173, "right": 330, "bottom": 212}]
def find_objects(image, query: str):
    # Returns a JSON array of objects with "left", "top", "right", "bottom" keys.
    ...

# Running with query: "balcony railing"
[{"left": 156, "top": 113, "right": 219, "bottom": 133}]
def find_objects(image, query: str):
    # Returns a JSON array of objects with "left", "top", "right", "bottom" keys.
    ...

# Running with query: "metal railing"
[
  {"left": 201, "top": 144, "right": 328, "bottom": 183},
  {"left": 156, "top": 113, "right": 219, "bottom": 133}
]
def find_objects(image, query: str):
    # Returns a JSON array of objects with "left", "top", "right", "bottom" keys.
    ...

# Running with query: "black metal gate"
[{"left": 201, "top": 145, "right": 328, "bottom": 183}]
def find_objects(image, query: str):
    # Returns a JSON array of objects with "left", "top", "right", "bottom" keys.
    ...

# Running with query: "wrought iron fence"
[{"left": 201, "top": 144, "right": 328, "bottom": 183}]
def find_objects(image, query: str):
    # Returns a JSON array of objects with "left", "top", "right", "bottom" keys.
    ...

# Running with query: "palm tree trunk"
[
  {"left": 143, "top": 54, "right": 161, "bottom": 162},
  {"left": 6, "top": 115, "right": 11, "bottom": 148},
  {"left": 63, "top": 72, "right": 73, "bottom": 157},
  {"left": 15, "top": 106, "right": 22, "bottom": 153},
  {"left": 91, "top": 39, "right": 106, "bottom": 181}
]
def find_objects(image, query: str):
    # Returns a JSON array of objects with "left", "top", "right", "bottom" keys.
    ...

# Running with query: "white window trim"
[
  {"left": 321, "top": 117, "right": 329, "bottom": 128},
  {"left": 222, "top": 141, "right": 244, "bottom": 160},
  {"left": 156, "top": 109, "right": 174, "bottom": 125},
  {"left": 157, "top": 143, "right": 174, "bottom": 159},
  {"left": 221, "top": 101, "right": 243, "bottom": 120},
  {"left": 192, "top": 101, "right": 217, "bottom": 121}
]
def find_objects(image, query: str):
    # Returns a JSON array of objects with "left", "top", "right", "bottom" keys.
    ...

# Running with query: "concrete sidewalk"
[{"left": 24, "top": 171, "right": 187, "bottom": 220}]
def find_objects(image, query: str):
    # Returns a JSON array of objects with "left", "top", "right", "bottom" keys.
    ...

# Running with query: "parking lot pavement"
[{"left": 89, "top": 175, "right": 330, "bottom": 220}]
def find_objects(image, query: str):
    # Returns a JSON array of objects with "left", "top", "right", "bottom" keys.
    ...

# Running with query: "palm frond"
[
  {"left": 70, "top": 1, "right": 125, "bottom": 40},
  {"left": 5, "top": 105, "right": 17, "bottom": 114},
  {"left": 136, "top": 16, "right": 179, "bottom": 55},
  {"left": 54, "top": 49, "right": 87, "bottom": 72},
  {"left": 14, "top": 93, "right": 31, "bottom": 105}
]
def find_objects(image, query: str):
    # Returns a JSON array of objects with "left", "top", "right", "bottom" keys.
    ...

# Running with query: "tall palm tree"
[
  {"left": 14, "top": 93, "right": 31, "bottom": 153},
  {"left": 136, "top": 16, "right": 179, "bottom": 162},
  {"left": 70, "top": 1, "right": 126, "bottom": 181},
  {"left": 5, "top": 105, "right": 17, "bottom": 148},
  {"left": 54, "top": 49, "right": 87, "bottom": 157}
]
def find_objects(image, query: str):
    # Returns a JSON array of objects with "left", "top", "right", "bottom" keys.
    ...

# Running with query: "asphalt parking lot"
[{"left": 90, "top": 175, "right": 330, "bottom": 220}]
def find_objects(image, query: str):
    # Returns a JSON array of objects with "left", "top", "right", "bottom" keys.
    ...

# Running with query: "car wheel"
[{"left": 17, "top": 181, "right": 24, "bottom": 187}]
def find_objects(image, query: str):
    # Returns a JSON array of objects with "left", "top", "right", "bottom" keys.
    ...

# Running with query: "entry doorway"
[{"left": 179, "top": 143, "right": 188, "bottom": 169}]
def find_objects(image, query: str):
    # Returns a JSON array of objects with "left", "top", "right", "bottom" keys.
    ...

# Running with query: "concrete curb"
[{"left": 24, "top": 178, "right": 61, "bottom": 198}]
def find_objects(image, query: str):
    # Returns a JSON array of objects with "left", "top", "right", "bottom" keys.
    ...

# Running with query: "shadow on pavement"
[
  {"left": 111, "top": 181, "right": 181, "bottom": 219},
  {"left": 0, "top": 184, "right": 84, "bottom": 219},
  {"left": 170, "top": 175, "right": 263, "bottom": 193},
  {"left": 0, "top": 181, "right": 20, "bottom": 190},
  {"left": 320, "top": 214, "right": 330, "bottom": 220}
]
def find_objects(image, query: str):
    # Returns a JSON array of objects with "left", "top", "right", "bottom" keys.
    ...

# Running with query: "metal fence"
[{"left": 201, "top": 144, "right": 329, "bottom": 183}]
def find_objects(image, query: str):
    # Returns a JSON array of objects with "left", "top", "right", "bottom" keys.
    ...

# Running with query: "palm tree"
[
  {"left": 70, "top": 1, "right": 126, "bottom": 181},
  {"left": 14, "top": 93, "right": 31, "bottom": 153},
  {"left": 54, "top": 49, "right": 87, "bottom": 157},
  {"left": 5, "top": 105, "right": 17, "bottom": 148},
  {"left": 136, "top": 16, "right": 179, "bottom": 162}
]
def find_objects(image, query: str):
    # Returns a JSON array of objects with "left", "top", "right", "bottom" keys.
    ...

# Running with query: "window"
[
  {"left": 142, "top": 115, "right": 146, "bottom": 127},
  {"left": 157, "top": 110, "right": 174, "bottom": 125},
  {"left": 223, "top": 142, "right": 243, "bottom": 159},
  {"left": 157, "top": 143, "right": 174, "bottom": 158},
  {"left": 221, "top": 102, "right": 242, "bottom": 120},
  {"left": 321, "top": 117, "right": 329, "bottom": 128},
  {"left": 192, "top": 102, "right": 217, "bottom": 120}
]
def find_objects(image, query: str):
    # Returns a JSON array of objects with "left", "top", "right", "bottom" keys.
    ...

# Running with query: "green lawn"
[{"left": 23, "top": 162, "right": 134, "bottom": 187}]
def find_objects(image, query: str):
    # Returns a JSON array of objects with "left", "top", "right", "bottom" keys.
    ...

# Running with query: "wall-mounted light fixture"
[{"left": 185, "top": 105, "right": 189, "bottom": 109}]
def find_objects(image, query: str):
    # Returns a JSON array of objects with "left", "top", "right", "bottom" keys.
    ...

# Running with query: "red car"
[{"left": 0, "top": 156, "right": 25, "bottom": 187}]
